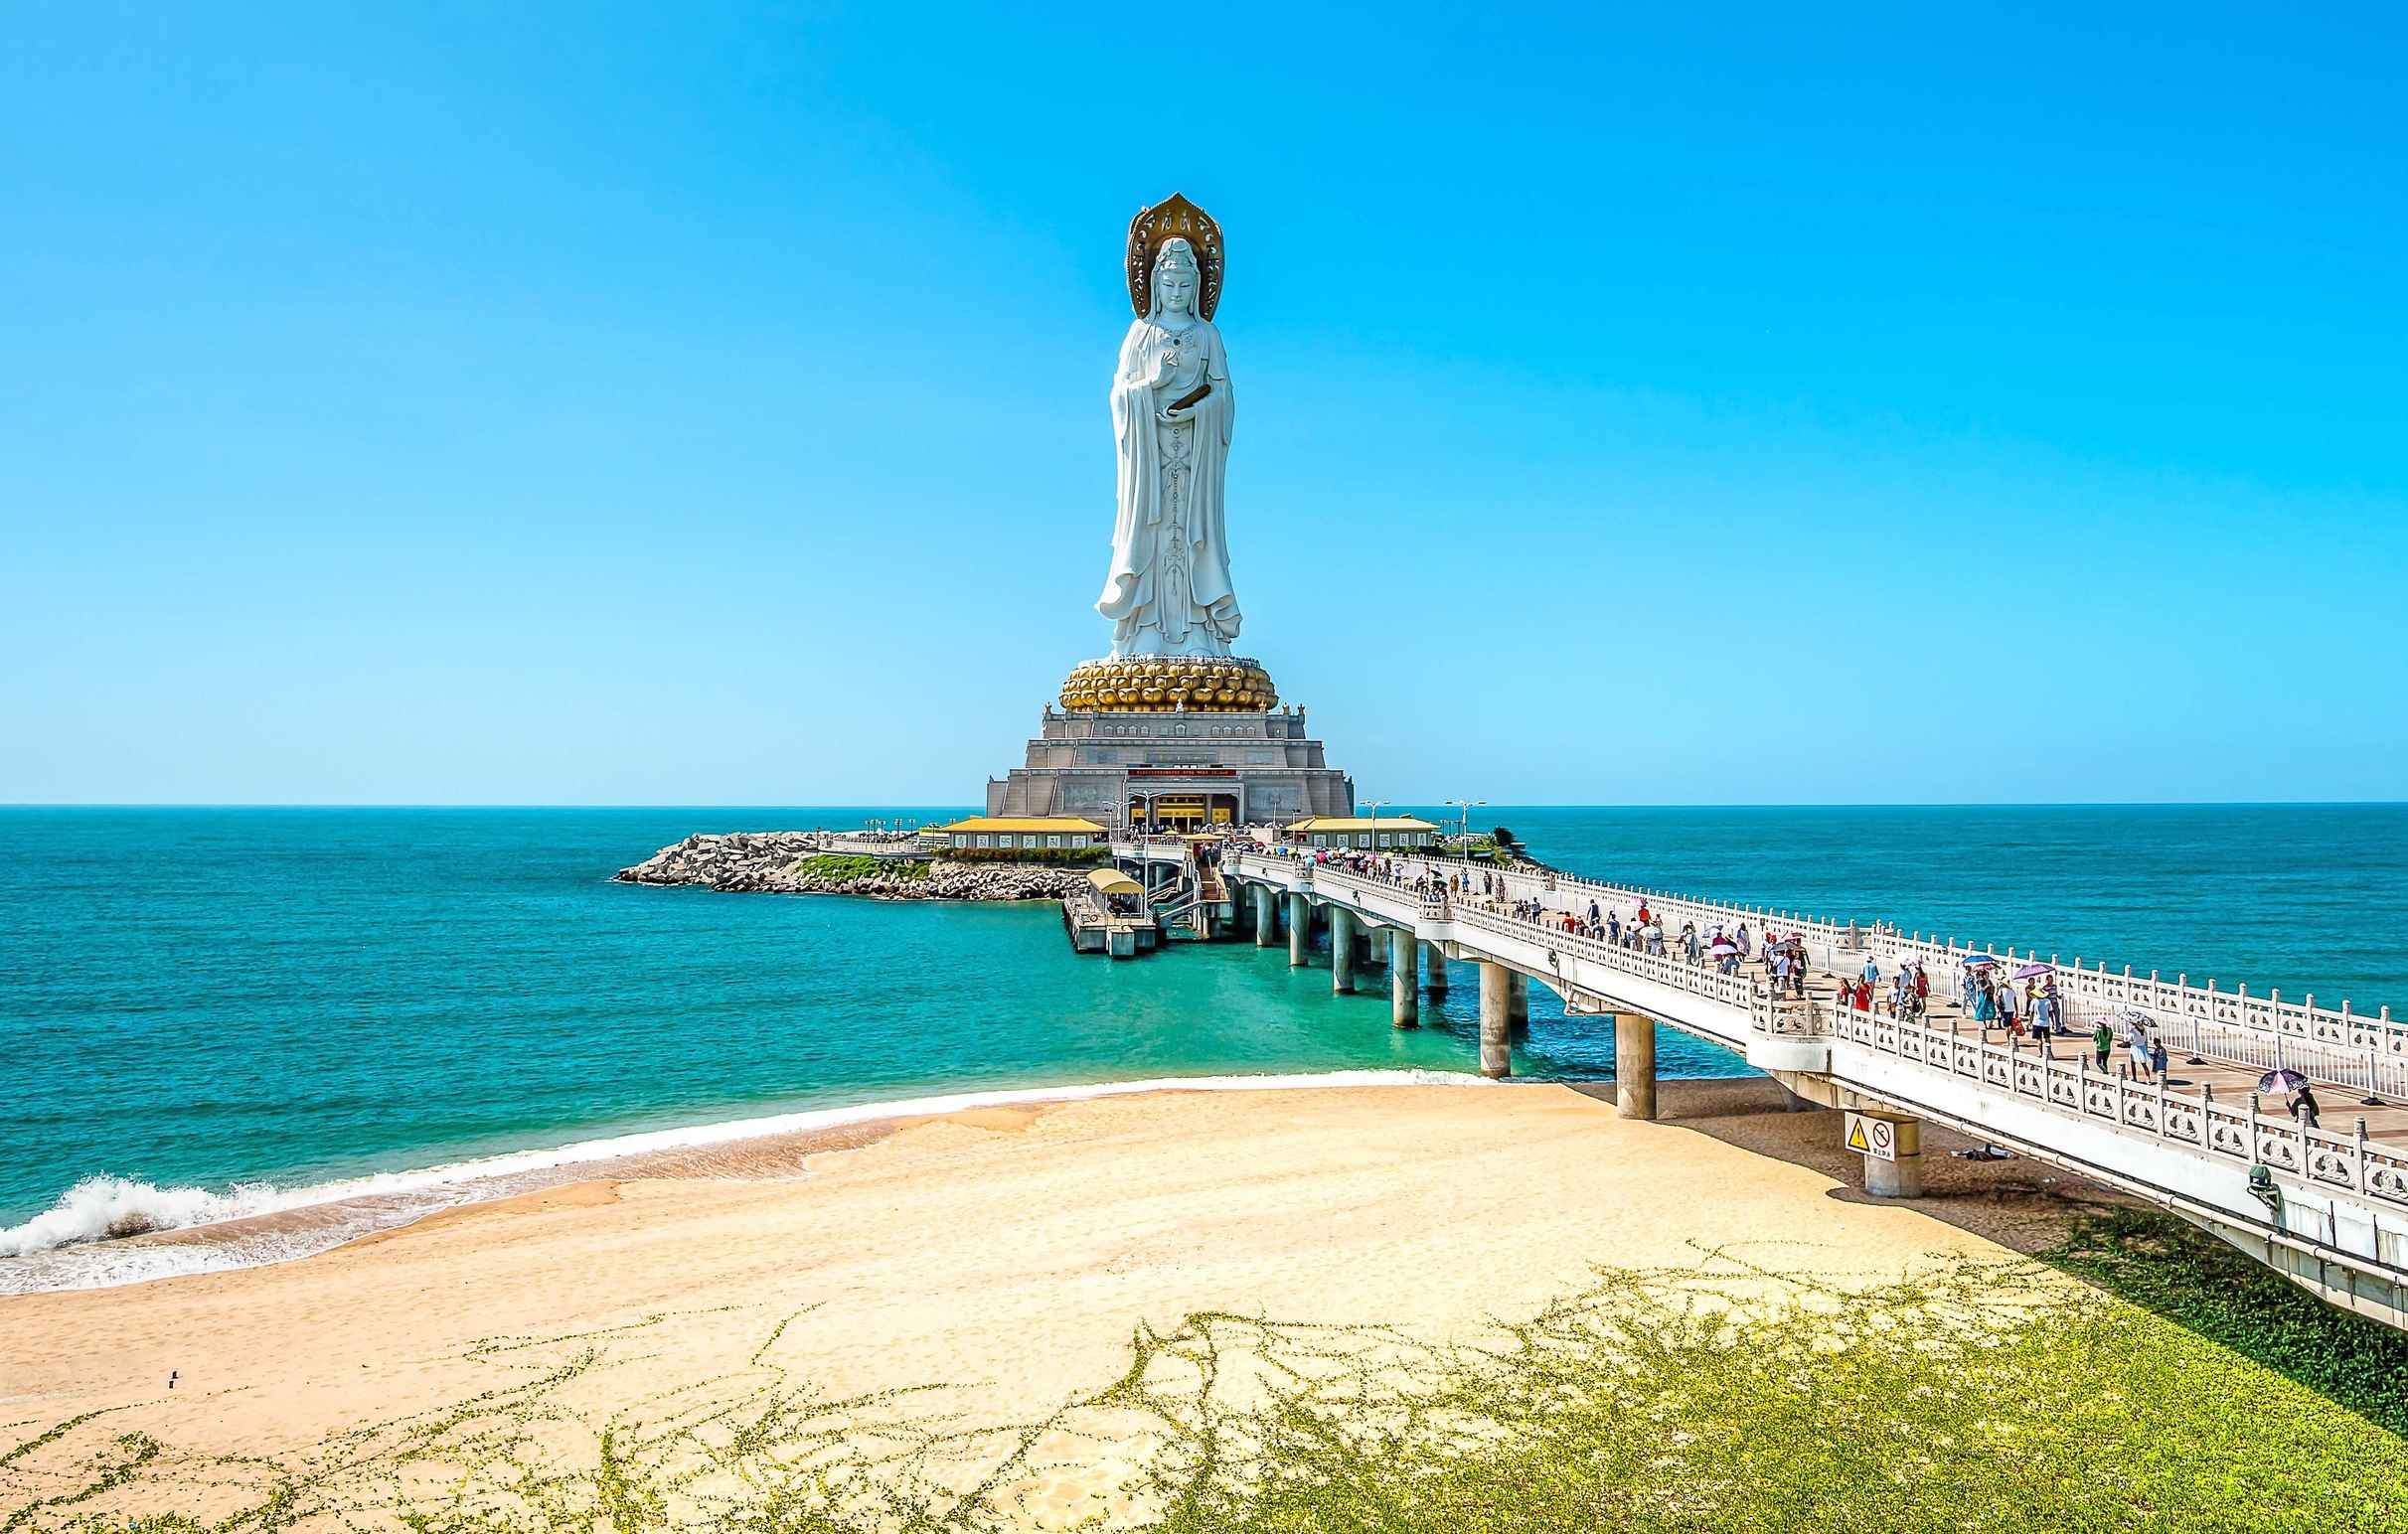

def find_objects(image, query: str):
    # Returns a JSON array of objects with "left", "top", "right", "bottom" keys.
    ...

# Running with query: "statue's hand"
[{"left": 1158, "top": 404, "right": 1192, "bottom": 425}]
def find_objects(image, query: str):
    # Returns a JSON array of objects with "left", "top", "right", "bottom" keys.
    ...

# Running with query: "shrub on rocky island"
[
  {"left": 938, "top": 846, "right": 1109, "bottom": 867},
  {"left": 614, "top": 833, "right": 1092, "bottom": 901},
  {"left": 793, "top": 854, "right": 930, "bottom": 880}
]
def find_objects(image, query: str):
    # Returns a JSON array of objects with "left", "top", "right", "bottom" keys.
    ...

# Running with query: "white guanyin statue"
[{"left": 1096, "top": 217, "right": 1240, "bottom": 658}]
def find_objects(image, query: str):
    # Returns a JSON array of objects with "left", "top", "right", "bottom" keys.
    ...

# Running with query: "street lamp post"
[
  {"left": 1445, "top": 798, "right": 1487, "bottom": 867},
  {"left": 1363, "top": 797, "right": 1388, "bottom": 854}
]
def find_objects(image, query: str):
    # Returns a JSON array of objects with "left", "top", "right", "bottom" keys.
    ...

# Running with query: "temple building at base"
[
  {"left": 926, "top": 816, "right": 1107, "bottom": 852},
  {"left": 1283, "top": 816, "right": 1440, "bottom": 851}
]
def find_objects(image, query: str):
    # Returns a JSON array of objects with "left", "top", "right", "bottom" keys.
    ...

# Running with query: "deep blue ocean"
[{"left": 4, "top": 805, "right": 2403, "bottom": 1278}]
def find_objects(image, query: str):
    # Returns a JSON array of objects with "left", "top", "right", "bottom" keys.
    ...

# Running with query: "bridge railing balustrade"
[
  {"left": 1417, "top": 857, "right": 1861, "bottom": 975},
  {"left": 1271, "top": 855, "right": 1797, "bottom": 1023},
  {"left": 1240, "top": 851, "right": 2408, "bottom": 1223},
  {"left": 1438, "top": 858, "right": 2405, "bottom": 1097},
  {"left": 1817, "top": 997, "right": 2408, "bottom": 1219},
  {"left": 1385, "top": 855, "right": 2401, "bottom": 1106},
  {"left": 1871, "top": 932, "right": 2406, "bottom": 1105},
  {"left": 1398, "top": 892, "right": 1769, "bottom": 1019}
]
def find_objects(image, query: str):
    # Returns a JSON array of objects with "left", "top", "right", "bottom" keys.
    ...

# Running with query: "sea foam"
[
  {"left": 0, "top": 1174, "right": 274, "bottom": 1255},
  {"left": 0, "top": 1069, "right": 1490, "bottom": 1293}
]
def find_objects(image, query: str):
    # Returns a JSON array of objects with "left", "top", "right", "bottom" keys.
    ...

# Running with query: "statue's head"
[{"left": 1151, "top": 238, "right": 1199, "bottom": 318}]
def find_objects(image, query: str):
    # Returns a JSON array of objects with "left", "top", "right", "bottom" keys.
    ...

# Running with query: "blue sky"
[{"left": 4, "top": 2, "right": 2403, "bottom": 805}]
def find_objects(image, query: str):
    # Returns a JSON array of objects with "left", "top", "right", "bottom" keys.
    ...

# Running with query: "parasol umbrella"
[
  {"left": 2012, "top": 962, "right": 2052, "bottom": 980},
  {"left": 2257, "top": 1069, "right": 2310, "bottom": 1094},
  {"left": 1709, "top": 939, "right": 1739, "bottom": 956},
  {"left": 2115, "top": 1006, "right": 2155, "bottom": 1028},
  {"left": 1962, "top": 954, "right": 2000, "bottom": 969}
]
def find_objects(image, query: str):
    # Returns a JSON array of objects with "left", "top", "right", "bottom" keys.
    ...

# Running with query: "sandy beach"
[{"left": 2, "top": 1079, "right": 2103, "bottom": 1527}]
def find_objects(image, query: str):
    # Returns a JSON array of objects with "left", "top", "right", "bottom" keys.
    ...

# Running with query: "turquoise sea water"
[{"left": 4, "top": 805, "right": 2404, "bottom": 1280}]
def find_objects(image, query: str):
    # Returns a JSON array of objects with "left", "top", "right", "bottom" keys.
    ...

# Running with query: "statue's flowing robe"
[{"left": 1096, "top": 316, "right": 1238, "bottom": 655}]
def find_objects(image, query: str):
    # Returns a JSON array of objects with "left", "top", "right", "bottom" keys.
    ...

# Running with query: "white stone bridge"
[{"left": 1173, "top": 842, "right": 2408, "bottom": 1330}]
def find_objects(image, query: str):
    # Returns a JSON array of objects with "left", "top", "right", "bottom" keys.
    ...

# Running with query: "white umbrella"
[{"left": 1709, "top": 939, "right": 1739, "bottom": 956}]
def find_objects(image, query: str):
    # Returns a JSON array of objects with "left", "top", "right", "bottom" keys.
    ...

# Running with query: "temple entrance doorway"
[{"left": 1128, "top": 792, "right": 1243, "bottom": 832}]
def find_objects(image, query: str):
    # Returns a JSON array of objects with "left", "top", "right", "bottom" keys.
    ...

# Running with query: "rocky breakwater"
[{"left": 614, "top": 833, "right": 1091, "bottom": 902}]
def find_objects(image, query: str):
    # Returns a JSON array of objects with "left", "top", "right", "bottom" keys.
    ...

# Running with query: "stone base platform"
[{"left": 986, "top": 703, "right": 1353, "bottom": 831}]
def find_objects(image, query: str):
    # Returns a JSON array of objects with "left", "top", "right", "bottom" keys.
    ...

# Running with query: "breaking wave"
[
  {"left": 0, "top": 1069, "right": 1489, "bottom": 1294},
  {"left": 0, "top": 1174, "right": 274, "bottom": 1254}
]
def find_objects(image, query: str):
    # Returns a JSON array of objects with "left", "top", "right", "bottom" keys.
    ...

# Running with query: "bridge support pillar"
[
  {"left": 1424, "top": 940, "right": 1449, "bottom": 994},
  {"left": 1390, "top": 928, "right": 1419, "bottom": 1028},
  {"left": 1856, "top": 1114, "right": 1924, "bottom": 1197},
  {"left": 1252, "top": 884, "right": 1277, "bottom": 947},
  {"left": 1478, "top": 961, "right": 1513, "bottom": 1077},
  {"left": 1287, "top": 892, "right": 1310, "bottom": 968},
  {"left": 1508, "top": 971, "right": 1529, "bottom": 1031},
  {"left": 1614, "top": 1014, "right": 1657, "bottom": 1121},
  {"left": 1331, "top": 907, "right": 1358, "bottom": 995}
]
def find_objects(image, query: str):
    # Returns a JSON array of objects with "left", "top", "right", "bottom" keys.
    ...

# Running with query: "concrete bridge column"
[
  {"left": 1331, "top": 907, "right": 1358, "bottom": 994},
  {"left": 1252, "top": 883, "right": 1277, "bottom": 947},
  {"left": 1390, "top": 928, "right": 1419, "bottom": 1028},
  {"left": 1287, "top": 892, "right": 1310, "bottom": 967},
  {"left": 1614, "top": 1014, "right": 1657, "bottom": 1122},
  {"left": 1424, "top": 941, "right": 1449, "bottom": 994},
  {"left": 1856, "top": 1114, "right": 1924, "bottom": 1197},
  {"left": 1478, "top": 961, "right": 1513, "bottom": 1077},
  {"left": 1508, "top": 971, "right": 1529, "bottom": 1030}
]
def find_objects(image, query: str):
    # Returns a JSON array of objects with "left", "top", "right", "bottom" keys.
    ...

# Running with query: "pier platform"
[{"left": 1062, "top": 868, "right": 1159, "bottom": 958}]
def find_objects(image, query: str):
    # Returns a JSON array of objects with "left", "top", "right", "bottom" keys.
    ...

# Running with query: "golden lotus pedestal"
[
  {"left": 984, "top": 655, "right": 1351, "bottom": 827},
  {"left": 1058, "top": 656, "right": 1278, "bottom": 714}
]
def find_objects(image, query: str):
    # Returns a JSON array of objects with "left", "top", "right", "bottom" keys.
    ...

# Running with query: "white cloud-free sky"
[{"left": 5, "top": 3, "right": 2404, "bottom": 804}]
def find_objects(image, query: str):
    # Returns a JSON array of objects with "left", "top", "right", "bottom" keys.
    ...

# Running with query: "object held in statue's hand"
[{"left": 1167, "top": 383, "right": 1211, "bottom": 413}]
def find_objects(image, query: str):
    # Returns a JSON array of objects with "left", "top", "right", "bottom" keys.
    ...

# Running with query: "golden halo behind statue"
[{"left": 1127, "top": 193, "right": 1224, "bottom": 321}]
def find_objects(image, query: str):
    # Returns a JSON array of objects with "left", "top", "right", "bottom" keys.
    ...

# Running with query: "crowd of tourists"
[
  {"left": 1229, "top": 838, "right": 2339, "bottom": 1132},
  {"left": 1952, "top": 962, "right": 2068, "bottom": 1042}
]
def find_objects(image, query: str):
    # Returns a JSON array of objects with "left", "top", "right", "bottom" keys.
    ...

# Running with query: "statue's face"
[{"left": 1156, "top": 261, "right": 1195, "bottom": 316}]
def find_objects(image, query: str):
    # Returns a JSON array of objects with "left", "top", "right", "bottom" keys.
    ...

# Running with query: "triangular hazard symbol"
[{"left": 1846, "top": 1119, "right": 1871, "bottom": 1152}]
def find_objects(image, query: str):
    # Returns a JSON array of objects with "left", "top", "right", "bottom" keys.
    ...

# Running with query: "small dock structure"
[{"left": 1063, "top": 867, "right": 1158, "bottom": 958}]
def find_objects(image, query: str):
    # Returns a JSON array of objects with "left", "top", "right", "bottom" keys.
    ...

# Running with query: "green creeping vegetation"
[
  {"left": 1123, "top": 1234, "right": 2408, "bottom": 1533},
  {"left": 790, "top": 854, "right": 929, "bottom": 881},
  {"left": 938, "top": 845, "right": 1109, "bottom": 866},
  {"left": 2044, "top": 1206, "right": 2408, "bottom": 1434},
  {"left": 8, "top": 1215, "right": 2404, "bottom": 1532}
]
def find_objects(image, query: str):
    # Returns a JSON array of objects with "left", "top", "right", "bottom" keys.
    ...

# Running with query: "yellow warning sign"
[{"left": 1844, "top": 1111, "right": 1896, "bottom": 1162}]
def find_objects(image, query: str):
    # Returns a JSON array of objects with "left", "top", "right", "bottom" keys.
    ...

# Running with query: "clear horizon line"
[{"left": 5, "top": 800, "right": 2405, "bottom": 812}]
